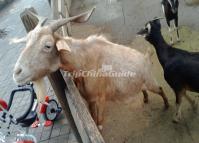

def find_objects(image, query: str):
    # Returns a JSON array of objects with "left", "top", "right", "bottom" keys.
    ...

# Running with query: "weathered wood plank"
[
  {"left": 51, "top": 0, "right": 71, "bottom": 36},
  {"left": 47, "top": 0, "right": 71, "bottom": 9},
  {"left": 65, "top": 91, "right": 90, "bottom": 143},
  {"left": 20, "top": 7, "right": 82, "bottom": 143},
  {"left": 64, "top": 76, "right": 105, "bottom": 143},
  {"left": 20, "top": 8, "right": 38, "bottom": 32}
]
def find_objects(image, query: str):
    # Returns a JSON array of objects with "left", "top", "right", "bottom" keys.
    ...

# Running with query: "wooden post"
[
  {"left": 20, "top": 7, "right": 82, "bottom": 143},
  {"left": 51, "top": 0, "right": 71, "bottom": 36}
]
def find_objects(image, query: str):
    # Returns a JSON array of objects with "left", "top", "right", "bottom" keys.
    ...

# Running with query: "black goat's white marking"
[
  {"left": 167, "top": 0, "right": 173, "bottom": 8},
  {"left": 146, "top": 23, "right": 151, "bottom": 34},
  {"left": 162, "top": 4, "right": 165, "bottom": 15}
]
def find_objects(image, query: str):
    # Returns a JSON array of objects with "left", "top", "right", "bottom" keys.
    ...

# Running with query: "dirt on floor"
[
  {"left": 185, "top": 0, "right": 199, "bottom": 6},
  {"left": 71, "top": 23, "right": 199, "bottom": 143},
  {"left": 0, "top": 28, "right": 7, "bottom": 39}
]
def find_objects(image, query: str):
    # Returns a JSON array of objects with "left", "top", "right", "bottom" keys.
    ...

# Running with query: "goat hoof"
[
  {"left": 172, "top": 116, "right": 180, "bottom": 123},
  {"left": 172, "top": 114, "right": 181, "bottom": 123},
  {"left": 172, "top": 119, "right": 179, "bottom": 124},
  {"left": 170, "top": 41, "right": 174, "bottom": 46}
]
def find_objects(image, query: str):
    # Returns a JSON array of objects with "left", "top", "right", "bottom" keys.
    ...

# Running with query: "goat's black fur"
[
  {"left": 137, "top": 19, "right": 199, "bottom": 122},
  {"left": 161, "top": 0, "right": 179, "bottom": 43}
]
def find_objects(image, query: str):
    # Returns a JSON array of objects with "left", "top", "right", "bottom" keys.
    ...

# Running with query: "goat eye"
[{"left": 45, "top": 45, "right": 51, "bottom": 49}]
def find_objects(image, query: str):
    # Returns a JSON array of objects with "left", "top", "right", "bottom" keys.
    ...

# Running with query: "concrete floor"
[
  {"left": 70, "top": 0, "right": 199, "bottom": 44},
  {"left": 69, "top": 0, "right": 199, "bottom": 143}
]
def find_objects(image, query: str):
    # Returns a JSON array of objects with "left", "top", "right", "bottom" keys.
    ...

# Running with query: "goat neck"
[
  {"left": 58, "top": 37, "right": 85, "bottom": 72},
  {"left": 147, "top": 30, "right": 170, "bottom": 68}
]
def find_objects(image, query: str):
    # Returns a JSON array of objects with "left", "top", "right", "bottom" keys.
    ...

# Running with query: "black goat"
[
  {"left": 137, "top": 18, "right": 199, "bottom": 122},
  {"left": 161, "top": 0, "right": 179, "bottom": 44}
]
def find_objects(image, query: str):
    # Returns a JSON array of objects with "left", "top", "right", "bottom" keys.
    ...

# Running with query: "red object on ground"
[
  {"left": 31, "top": 96, "right": 53, "bottom": 128},
  {"left": 44, "top": 120, "right": 53, "bottom": 127},
  {"left": 39, "top": 96, "right": 50, "bottom": 114},
  {"left": 31, "top": 119, "right": 39, "bottom": 128},
  {"left": 31, "top": 118, "right": 53, "bottom": 128},
  {"left": 32, "top": 100, "right": 53, "bottom": 128},
  {"left": 45, "top": 96, "right": 49, "bottom": 102},
  {"left": 0, "top": 99, "right": 8, "bottom": 111},
  {"left": 39, "top": 103, "right": 47, "bottom": 114}
]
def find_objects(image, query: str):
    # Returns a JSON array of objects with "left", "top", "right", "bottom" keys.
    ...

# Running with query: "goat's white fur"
[{"left": 33, "top": 78, "right": 47, "bottom": 102}]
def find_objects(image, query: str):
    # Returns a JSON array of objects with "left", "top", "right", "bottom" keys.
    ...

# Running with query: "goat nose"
[{"left": 14, "top": 68, "right": 22, "bottom": 76}]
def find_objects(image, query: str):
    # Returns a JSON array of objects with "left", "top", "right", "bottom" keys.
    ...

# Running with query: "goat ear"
[{"left": 56, "top": 39, "right": 71, "bottom": 52}]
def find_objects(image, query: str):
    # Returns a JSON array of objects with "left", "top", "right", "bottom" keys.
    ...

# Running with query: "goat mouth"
[{"left": 13, "top": 75, "right": 32, "bottom": 85}]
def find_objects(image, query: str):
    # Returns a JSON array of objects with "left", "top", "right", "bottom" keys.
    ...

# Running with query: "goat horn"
[
  {"left": 50, "top": 7, "right": 95, "bottom": 32},
  {"left": 26, "top": 10, "right": 48, "bottom": 26}
]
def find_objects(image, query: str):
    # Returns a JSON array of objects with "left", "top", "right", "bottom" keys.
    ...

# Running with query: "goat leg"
[
  {"left": 142, "top": 90, "right": 149, "bottom": 103},
  {"left": 176, "top": 28, "right": 180, "bottom": 42},
  {"left": 97, "top": 96, "right": 106, "bottom": 131},
  {"left": 174, "top": 17, "right": 180, "bottom": 42},
  {"left": 159, "top": 87, "right": 169, "bottom": 109},
  {"left": 173, "top": 90, "right": 184, "bottom": 123},
  {"left": 167, "top": 21, "right": 173, "bottom": 45},
  {"left": 146, "top": 84, "right": 169, "bottom": 109},
  {"left": 169, "top": 27, "right": 174, "bottom": 45}
]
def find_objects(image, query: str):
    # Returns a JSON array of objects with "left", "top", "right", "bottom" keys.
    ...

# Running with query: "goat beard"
[{"left": 33, "top": 78, "right": 47, "bottom": 103}]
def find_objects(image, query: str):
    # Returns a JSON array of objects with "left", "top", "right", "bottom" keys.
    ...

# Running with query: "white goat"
[{"left": 13, "top": 8, "right": 169, "bottom": 130}]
